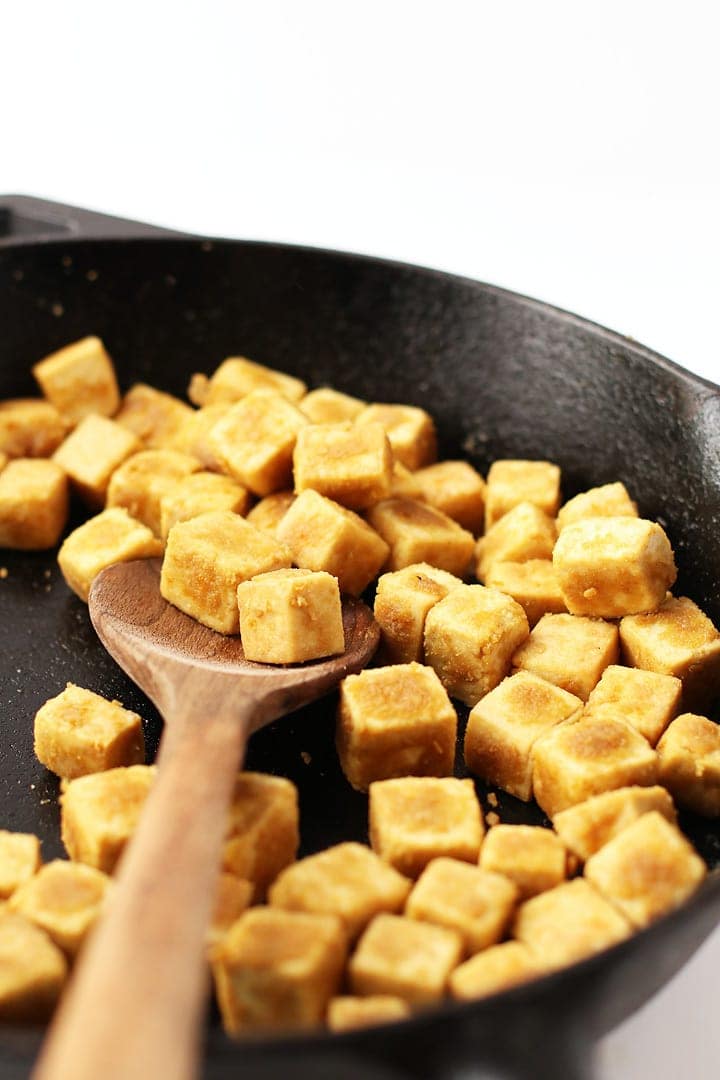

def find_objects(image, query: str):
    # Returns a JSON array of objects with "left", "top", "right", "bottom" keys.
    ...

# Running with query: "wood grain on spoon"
[{"left": 34, "top": 558, "right": 379, "bottom": 1080}]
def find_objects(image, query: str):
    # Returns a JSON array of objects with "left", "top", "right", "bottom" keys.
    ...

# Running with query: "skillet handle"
[{"left": 0, "top": 194, "right": 185, "bottom": 246}]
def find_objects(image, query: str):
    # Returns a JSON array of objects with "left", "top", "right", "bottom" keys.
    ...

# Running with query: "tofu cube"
[
  {"left": 479, "top": 825, "right": 566, "bottom": 899},
  {"left": 620, "top": 596, "right": 720, "bottom": 710},
  {"left": 58, "top": 507, "right": 163, "bottom": 602},
  {"left": 34, "top": 683, "right": 145, "bottom": 780},
  {"left": 293, "top": 421, "right": 393, "bottom": 510},
  {"left": 53, "top": 415, "right": 141, "bottom": 506},
  {"left": 355, "top": 403, "right": 437, "bottom": 471},
  {"left": 369, "top": 777, "right": 484, "bottom": 878},
  {"left": 412, "top": 461, "right": 486, "bottom": 535},
  {"left": 531, "top": 714, "right": 659, "bottom": 817},
  {"left": 211, "top": 907, "right": 345, "bottom": 1033},
  {"left": 0, "top": 911, "right": 67, "bottom": 1022},
  {"left": 207, "top": 874, "right": 253, "bottom": 949},
  {"left": 0, "top": 398, "right": 69, "bottom": 458},
  {"left": 0, "top": 459, "right": 68, "bottom": 549},
  {"left": 222, "top": 772, "right": 299, "bottom": 899},
  {"left": 336, "top": 663, "right": 457, "bottom": 792},
  {"left": 209, "top": 390, "right": 308, "bottom": 496},
  {"left": 449, "top": 941, "right": 541, "bottom": 1001},
  {"left": 327, "top": 995, "right": 410, "bottom": 1031},
  {"left": 159, "top": 471, "right": 250, "bottom": 540},
  {"left": 585, "top": 665, "right": 681, "bottom": 746},
  {"left": 245, "top": 491, "right": 296, "bottom": 536},
  {"left": 367, "top": 498, "right": 475, "bottom": 577},
  {"left": 8, "top": 859, "right": 111, "bottom": 957},
  {"left": 374, "top": 562, "right": 463, "bottom": 664},
  {"left": 556, "top": 482, "right": 638, "bottom": 531},
  {"left": 485, "top": 460, "right": 561, "bottom": 530},
  {"left": 512, "top": 879, "right": 631, "bottom": 969},
  {"left": 424, "top": 585, "right": 530, "bottom": 707},
  {"left": 238, "top": 568, "right": 344, "bottom": 664},
  {"left": 511, "top": 613, "right": 619, "bottom": 702},
  {"left": 160, "top": 510, "right": 292, "bottom": 634},
  {"left": 464, "top": 672, "right": 582, "bottom": 801},
  {"left": 390, "top": 461, "right": 424, "bottom": 500},
  {"left": 552, "top": 785, "right": 677, "bottom": 862},
  {"left": 277, "top": 489, "right": 388, "bottom": 596},
  {"left": 476, "top": 503, "right": 557, "bottom": 581},
  {"left": 114, "top": 383, "right": 194, "bottom": 449},
  {"left": 106, "top": 449, "right": 201, "bottom": 536},
  {"left": 485, "top": 559, "right": 567, "bottom": 626},
  {"left": 553, "top": 517, "right": 676, "bottom": 618},
  {"left": 269, "top": 842, "right": 411, "bottom": 939},
  {"left": 0, "top": 831, "right": 42, "bottom": 899},
  {"left": 348, "top": 913, "right": 462, "bottom": 1005},
  {"left": 299, "top": 387, "right": 366, "bottom": 424},
  {"left": 657, "top": 713, "right": 720, "bottom": 816},
  {"left": 60, "top": 765, "right": 156, "bottom": 873},
  {"left": 32, "top": 336, "right": 120, "bottom": 424},
  {"left": 167, "top": 403, "right": 231, "bottom": 471},
  {"left": 198, "top": 356, "right": 307, "bottom": 407},
  {"left": 585, "top": 811, "right": 706, "bottom": 928}
]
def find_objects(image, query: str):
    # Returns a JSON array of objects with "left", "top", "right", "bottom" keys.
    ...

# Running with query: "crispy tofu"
[
  {"left": 367, "top": 498, "right": 475, "bottom": 577},
  {"left": 293, "top": 422, "right": 393, "bottom": 510},
  {"left": 484, "top": 559, "right": 567, "bottom": 626},
  {"left": 60, "top": 765, "right": 156, "bottom": 873},
  {"left": 511, "top": 613, "right": 619, "bottom": 702},
  {"left": 106, "top": 449, "right": 201, "bottom": 536},
  {"left": 8, "top": 859, "right": 111, "bottom": 957},
  {"left": 0, "top": 459, "right": 68, "bottom": 549},
  {"left": 0, "top": 911, "right": 67, "bottom": 1022},
  {"left": 197, "top": 357, "right": 307, "bottom": 407},
  {"left": 485, "top": 460, "right": 561, "bottom": 530},
  {"left": 114, "top": 383, "right": 194, "bottom": 449},
  {"left": 355, "top": 403, "right": 437, "bottom": 471},
  {"left": 222, "top": 773, "right": 299, "bottom": 900},
  {"left": 348, "top": 914, "right": 462, "bottom": 1006},
  {"left": 449, "top": 941, "right": 541, "bottom": 1001},
  {"left": 584, "top": 665, "right": 681, "bottom": 746},
  {"left": 209, "top": 390, "right": 308, "bottom": 496},
  {"left": 556, "top": 482, "right": 638, "bottom": 531},
  {"left": 657, "top": 713, "right": 720, "bottom": 816},
  {"left": 238, "top": 568, "right": 344, "bottom": 664},
  {"left": 476, "top": 503, "right": 557, "bottom": 581},
  {"left": 245, "top": 491, "right": 296, "bottom": 536},
  {"left": 479, "top": 825, "right": 566, "bottom": 899},
  {"left": 411, "top": 461, "right": 486, "bottom": 535},
  {"left": 0, "top": 398, "right": 69, "bottom": 458},
  {"left": 53, "top": 415, "right": 141, "bottom": 506},
  {"left": 552, "top": 785, "right": 677, "bottom": 862},
  {"left": 32, "top": 336, "right": 120, "bottom": 424},
  {"left": 0, "top": 831, "right": 42, "bottom": 900},
  {"left": 58, "top": 507, "right": 163, "bottom": 602},
  {"left": 159, "top": 471, "right": 250, "bottom": 540},
  {"left": 374, "top": 563, "right": 463, "bottom": 664},
  {"left": 299, "top": 387, "right": 366, "bottom": 425},
  {"left": 327, "top": 995, "right": 410, "bottom": 1031}
]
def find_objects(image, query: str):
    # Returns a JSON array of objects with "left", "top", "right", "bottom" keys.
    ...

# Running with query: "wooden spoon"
[{"left": 34, "top": 558, "right": 379, "bottom": 1080}]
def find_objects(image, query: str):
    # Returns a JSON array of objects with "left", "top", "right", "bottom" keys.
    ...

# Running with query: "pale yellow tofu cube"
[
  {"left": 61, "top": 765, "right": 156, "bottom": 873},
  {"left": 556, "top": 481, "right": 638, "bottom": 531},
  {"left": 449, "top": 941, "right": 541, "bottom": 1001},
  {"left": 0, "top": 459, "right": 68, "bottom": 549},
  {"left": 584, "top": 665, "right": 681, "bottom": 746},
  {"left": 114, "top": 383, "right": 194, "bottom": 449},
  {"left": 511, "top": 613, "right": 619, "bottom": 702},
  {"left": 479, "top": 825, "right": 566, "bottom": 899},
  {"left": 355, "top": 403, "right": 436, "bottom": 472},
  {"left": 367, "top": 498, "right": 475, "bottom": 576},
  {"left": 411, "top": 461, "right": 486, "bottom": 535},
  {"left": 657, "top": 713, "right": 720, "bottom": 816},
  {"left": 222, "top": 772, "right": 299, "bottom": 900},
  {"left": 485, "top": 460, "right": 561, "bottom": 530},
  {"left": 245, "top": 491, "right": 296, "bottom": 536},
  {"left": 293, "top": 422, "right": 393, "bottom": 510},
  {"left": 167, "top": 403, "right": 231, "bottom": 471},
  {"left": 269, "top": 842, "right": 411, "bottom": 939},
  {"left": 464, "top": 672, "right": 583, "bottom": 801},
  {"left": 369, "top": 777, "right": 484, "bottom": 878},
  {"left": 0, "top": 911, "right": 67, "bottom": 1022},
  {"left": 476, "top": 503, "right": 557, "bottom": 581},
  {"left": 207, "top": 874, "right": 253, "bottom": 949},
  {"left": 32, "top": 336, "right": 120, "bottom": 424},
  {"left": 512, "top": 879, "right": 631, "bottom": 969},
  {"left": 327, "top": 995, "right": 410, "bottom": 1031},
  {"left": 106, "top": 449, "right": 201, "bottom": 536},
  {"left": 0, "top": 398, "right": 69, "bottom": 458},
  {"left": 585, "top": 812, "right": 706, "bottom": 928},
  {"left": 389, "top": 461, "right": 424, "bottom": 500},
  {"left": 53, "top": 414, "right": 141, "bottom": 506},
  {"left": 277, "top": 489, "right": 389, "bottom": 596},
  {"left": 424, "top": 585, "right": 530, "bottom": 707},
  {"left": 0, "top": 832, "right": 42, "bottom": 899},
  {"left": 159, "top": 471, "right": 250, "bottom": 540},
  {"left": 374, "top": 563, "right": 463, "bottom": 664},
  {"left": 198, "top": 356, "right": 307, "bottom": 407},
  {"left": 238, "top": 568, "right": 344, "bottom": 664},
  {"left": 8, "top": 859, "right": 111, "bottom": 958},
  {"left": 58, "top": 507, "right": 163, "bottom": 602},
  {"left": 209, "top": 390, "right": 308, "bottom": 496},
  {"left": 348, "top": 913, "right": 462, "bottom": 1006},
  {"left": 336, "top": 663, "right": 457, "bottom": 792},
  {"left": 299, "top": 387, "right": 366, "bottom": 424},
  {"left": 485, "top": 559, "right": 567, "bottom": 626},
  {"left": 552, "top": 785, "right": 677, "bottom": 862}
]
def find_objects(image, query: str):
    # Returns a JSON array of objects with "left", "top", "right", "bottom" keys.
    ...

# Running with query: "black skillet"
[{"left": 1, "top": 195, "right": 719, "bottom": 1080}]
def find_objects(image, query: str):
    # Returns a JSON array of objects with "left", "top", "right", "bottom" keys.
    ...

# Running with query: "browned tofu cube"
[
  {"left": 369, "top": 777, "right": 484, "bottom": 878},
  {"left": 198, "top": 356, "right": 307, "bottom": 407},
  {"left": 532, "top": 714, "right": 659, "bottom": 817},
  {"left": 299, "top": 387, "right": 366, "bottom": 424},
  {"left": 0, "top": 831, "right": 42, "bottom": 899},
  {"left": 390, "top": 461, "right": 424, "bottom": 500},
  {"left": 8, "top": 859, "right": 111, "bottom": 957},
  {"left": 349, "top": 913, "right": 462, "bottom": 1006},
  {"left": 424, "top": 585, "right": 530, "bottom": 707},
  {"left": 327, "top": 995, "right": 410, "bottom": 1031},
  {"left": 211, "top": 907, "right": 345, "bottom": 1034},
  {"left": 58, "top": 507, "right": 163, "bottom": 602},
  {"left": 245, "top": 491, "right": 296, "bottom": 536},
  {"left": 620, "top": 596, "right": 720, "bottom": 710},
  {"left": 464, "top": 672, "right": 582, "bottom": 800},
  {"left": 374, "top": 563, "right": 463, "bottom": 664},
  {"left": 511, "top": 613, "right": 619, "bottom": 702},
  {"left": 556, "top": 481, "right": 638, "bottom": 531},
  {"left": 0, "top": 911, "right": 67, "bottom": 1022},
  {"left": 269, "top": 842, "right": 411, "bottom": 939},
  {"left": 277, "top": 489, "right": 388, "bottom": 596},
  {"left": 355, "top": 403, "right": 437, "bottom": 471},
  {"left": 167, "top": 403, "right": 231, "bottom": 471},
  {"left": 32, "top": 336, "right": 120, "bottom": 424},
  {"left": 159, "top": 471, "right": 250, "bottom": 540},
  {"left": 0, "top": 459, "right": 68, "bottom": 549},
  {"left": 207, "top": 874, "right": 253, "bottom": 949},
  {"left": 485, "top": 559, "right": 567, "bottom": 626},
  {"left": 479, "top": 825, "right": 566, "bottom": 899},
  {"left": 512, "top": 878, "right": 631, "bottom": 969},
  {"left": 34, "top": 683, "right": 145, "bottom": 780},
  {"left": 222, "top": 772, "right": 299, "bottom": 899},
  {"left": 106, "top": 449, "right": 201, "bottom": 535},
  {"left": 584, "top": 665, "right": 681, "bottom": 746},
  {"left": 53, "top": 415, "right": 141, "bottom": 506},
  {"left": 476, "top": 503, "right": 557, "bottom": 581},
  {"left": 60, "top": 765, "right": 156, "bottom": 873},
  {"left": 336, "top": 664, "right": 457, "bottom": 792},
  {"left": 0, "top": 398, "right": 69, "bottom": 458},
  {"left": 293, "top": 422, "right": 393, "bottom": 510},
  {"left": 412, "top": 461, "right": 486, "bottom": 535},
  {"left": 485, "top": 460, "right": 561, "bottom": 530},
  {"left": 657, "top": 713, "right": 720, "bottom": 816},
  {"left": 209, "top": 390, "right": 308, "bottom": 496},
  {"left": 585, "top": 812, "right": 706, "bottom": 928},
  {"left": 367, "top": 498, "right": 475, "bottom": 577},
  {"left": 238, "top": 568, "right": 344, "bottom": 664},
  {"left": 114, "top": 383, "right": 194, "bottom": 449},
  {"left": 449, "top": 941, "right": 541, "bottom": 1001},
  {"left": 160, "top": 510, "right": 291, "bottom": 634},
  {"left": 552, "top": 785, "right": 677, "bottom": 862}
]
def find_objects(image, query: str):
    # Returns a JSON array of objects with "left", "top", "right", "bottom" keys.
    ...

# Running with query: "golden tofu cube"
[
  {"left": 406, "top": 857, "right": 518, "bottom": 955},
  {"left": 532, "top": 714, "right": 659, "bottom": 817},
  {"left": 412, "top": 460, "right": 486, "bottom": 535},
  {"left": 245, "top": 490, "right": 296, "bottom": 536},
  {"left": 0, "top": 831, "right": 42, "bottom": 899},
  {"left": 369, "top": 777, "right": 484, "bottom": 878},
  {"left": 32, "top": 336, "right": 120, "bottom": 424},
  {"left": 199, "top": 356, "right": 307, "bottom": 407},
  {"left": 479, "top": 825, "right": 566, "bottom": 899},
  {"left": 53, "top": 414, "right": 141, "bottom": 506},
  {"left": 161, "top": 510, "right": 291, "bottom": 634},
  {"left": 553, "top": 517, "right": 676, "bottom": 618},
  {"left": 34, "top": 683, "right": 145, "bottom": 780},
  {"left": 485, "top": 460, "right": 561, "bottom": 530},
  {"left": 209, "top": 389, "right": 307, "bottom": 496},
  {"left": 0, "top": 459, "right": 68, "bottom": 550},
  {"left": 8, "top": 859, "right": 111, "bottom": 958},
  {"left": 356, "top": 403, "right": 437, "bottom": 471},
  {"left": 552, "top": 785, "right": 677, "bottom": 862},
  {"left": 390, "top": 461, "right": 424, "bottom": 500},
  {"left": 620, "top": 595, "right": 720, "bottom": 710},
  {"left": 556, "top": 481, "right": 638, "bottom": 531},
  {"left": 61, "top": 765, "right": 156, "bottom": 873},
  {"left": 293, "top": 422, "right": 393, "bottom": 510},
  {"left": 512, "top": 613, "right": 619, "bottom": 702},
  {"left": 238, "top": 568, "right": 344, "bottom": 664},
  {"left": 485, "top": 559, "right": 567, "bottom": 626},
  {"left": 299, "top": 387, "right": 366, "bottom": 424},
  {"left": 269, "top": 842, "right": 411, "bottom": 939},
  {"left": 585, "top": 665, "right": 681, "bottom": 746},
  {"left": 167, "top": 403, "right": 231, "bottom": 471},
  {"left": 114, "top": 383, "right": 194, "bottom": 449},
  {"left": 513, "top": 878, "right": 631, "bottom": 969},
  {"left": 349, "top": 913, "right": 462, "bottom": 1005},
  {"left": 336, "top": 664, "right": 457, "bottom": 793},
  {"left": 106, "top": 449, "right": 200, "bottom": 536},
  {"left": 277, "top": 489, "right": 388, "bottom": 596},
  {"left": 159, "top": 471, "right": 250, "bottom": 540},
  {"left": 585, "top": 811, "right": 706, "bottom": 928},
  {"left": 211, "top": 907, "right": 345, "bottom": 1034},
  {"left": 0, "top": 398, "right": 69, "bottom": 458},
  {"left": 464, "top": 672, "right": 582, "bottom": 801},
  {"left": 374, "top": 562, "right": 463, "bottom": 664},
  {"left": 657, "top": 713, "right": 720, "bottom": 816},
  {"left": 207, "top": 874, "right": 253, "bottom": 949},
  {"left": 58, "top": 507, "right": 163, "bottom": 602},
  {"left": 0, "top": 911, "right": 67, "bottom": 1022},
  {"left": 476, "top": 503, "right": 557, "bottom": 581},
  {"left": 449, "top": 941, "right": 541, "bottom": 1001},
  {"left": 424, "top": 585, "right": 530, "bottom": 707},
  {"left": 327, "top": 995, "right": 410, "bottom": 1031},
  {"left": 222, "top": 772, "right": 299, "bottom": 899},
  {"left": 367, "top": 498, "right": 475, "bottom": 577}
]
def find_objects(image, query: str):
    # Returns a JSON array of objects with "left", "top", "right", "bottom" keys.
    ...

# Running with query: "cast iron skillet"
[{"left": 1, "top": 196, "right": 719, "bottom": 1080}]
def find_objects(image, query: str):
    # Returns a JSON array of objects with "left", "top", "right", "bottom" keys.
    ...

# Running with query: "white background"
[{"left": 2, "top": 2, "right": 719, "bottom": 1076}]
